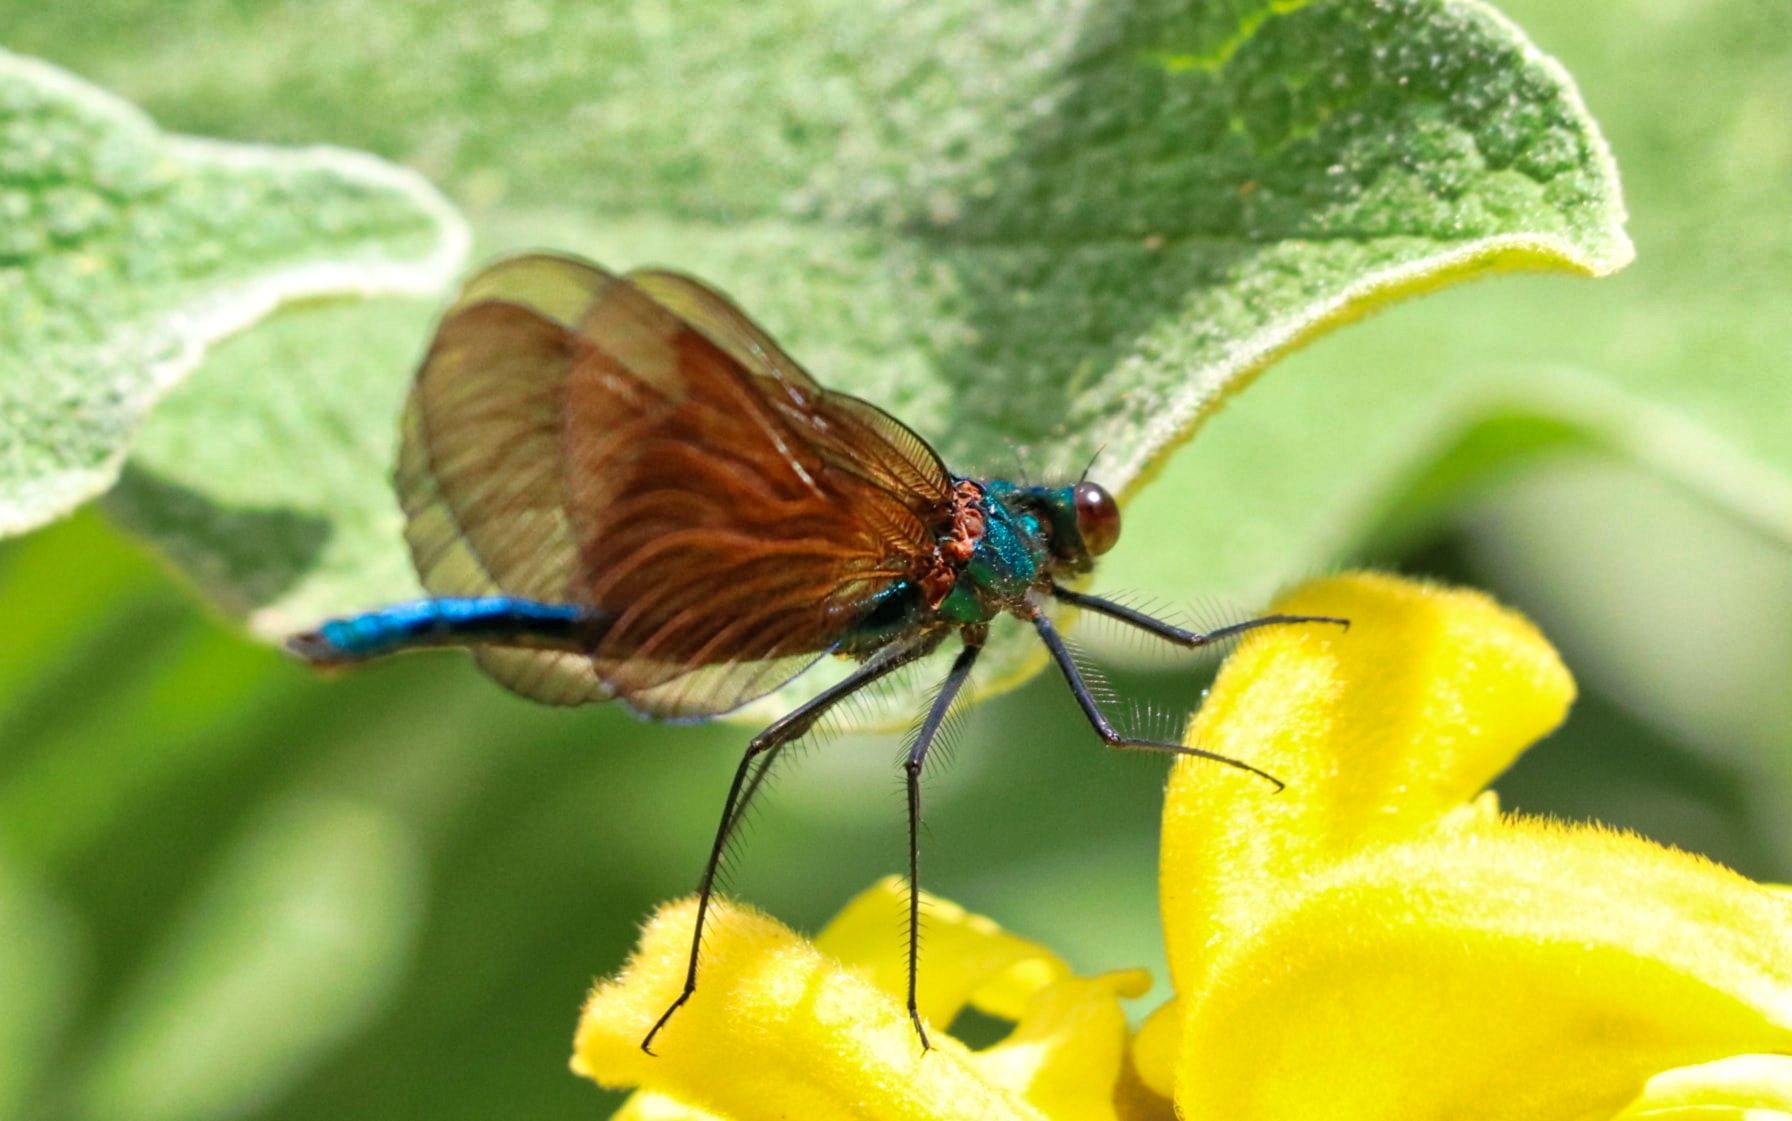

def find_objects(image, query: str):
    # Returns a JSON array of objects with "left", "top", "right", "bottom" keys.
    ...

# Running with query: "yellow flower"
[
  {"left": 572, "top": 879, "right": 1151, "bottom": 1120},
  {"left": 573, "top": 573, "right": 1792, "bottom": 1119}
]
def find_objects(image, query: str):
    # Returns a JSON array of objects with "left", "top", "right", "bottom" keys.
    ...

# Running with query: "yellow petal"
[
  {"left": 574, "top": 894, "right": 1137, "bottom": 1121},
  {"left": 814, "top": 876, "right": 1071, "bottom": 1024},
  {"left": 612, "top": 1090, "right": 723, "bottom": 1121},
  {"left": 1160, "top": 571, "right": 1575, "bottom": 991},
  {"left": 1112, "top": 1052, "right": 1177, "bottom": 1121},
  {"left": 1128, "top": 998, "right": 1178, "bottom": 1101},
  {"left": 1611, "top": 1054, "right": 1792, "bottom": 1119},
  {"left": 1173, "top": 817, "right": 1792, "bottom": 1121},
  {"left": 967, "top": 970, "right": 1151, "bottom": 1121}
]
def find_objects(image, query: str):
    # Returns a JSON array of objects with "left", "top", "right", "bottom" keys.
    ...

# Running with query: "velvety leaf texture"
[
  {"left": 2, "top": 0, "right": 1630, "bottom": 721},
  {"left": 0, "top": 49, "right": 467, "bottom": 536}
]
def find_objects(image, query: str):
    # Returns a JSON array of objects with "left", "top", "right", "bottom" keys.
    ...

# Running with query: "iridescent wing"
[{"left": 398, "top": 253, "right": 954, "bottom": 717}]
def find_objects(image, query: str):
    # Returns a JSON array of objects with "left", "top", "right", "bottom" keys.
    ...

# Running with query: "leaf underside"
[
  {"left": 0, "top": 49, "right": 467, "bottom": 538},
  {"left": 5, "top": 0, "right": 1633, "bottom": 724}
]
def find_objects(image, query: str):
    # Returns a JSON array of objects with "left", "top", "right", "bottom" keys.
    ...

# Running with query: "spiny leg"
[
  {"left": 641, "top": 634, "right": 944, "bottom": 1055},
  {"left": 1049, "top": 584, "right": 1347, "bottom": 648},
  {"left": 902, "top": 631, "right": 984, "bottom": 1051},
  {"left": 707, "top": 724, "right": 813, "bottom": 889},
  {"left": 693, "top": 719, "right": 827, "bottom": 909},
  {"left": 1028, "top": 609, "right": 1286, "bottom": 790},
  {"left": 718, "top": 741, "right": 791, "bottom": 860},
  {"left": 714, "top": 639, "right": 945, "bottom": 885}
]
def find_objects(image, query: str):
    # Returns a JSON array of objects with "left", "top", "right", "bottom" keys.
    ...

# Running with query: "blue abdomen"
[{"left": 289, "top": 597, "right": 594, "bottom": 664}]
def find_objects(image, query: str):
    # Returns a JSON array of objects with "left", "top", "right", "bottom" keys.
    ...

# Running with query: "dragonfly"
[{"left": 288, "top": 252, "right": 1345, "bottom": 1054}]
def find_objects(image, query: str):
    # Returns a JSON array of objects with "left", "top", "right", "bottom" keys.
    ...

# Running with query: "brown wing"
[{"left": 397, "top": 252, "right": 954, "bottom": 717}]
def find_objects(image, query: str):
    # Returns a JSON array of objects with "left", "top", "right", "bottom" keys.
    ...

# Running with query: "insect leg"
[
  {"left": 1029, "top": 610, "right": 1285, "bottom": 791},
  {"left": 715, "top": 635, "right": 947, "bottom": 871},
  {"left": 1049, "top": 584, "right": 1347, "bottom": 648},
  {"left": 641, "top": 633, "right": 945, "bottom": 1056},
  {"left": 901, "top": 632, "right": 984, "bottom": 1051}
]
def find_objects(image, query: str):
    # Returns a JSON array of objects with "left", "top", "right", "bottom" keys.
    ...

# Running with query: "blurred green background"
[{"left": 3, "top": 2, "right": 1790, "bottom": 1120}]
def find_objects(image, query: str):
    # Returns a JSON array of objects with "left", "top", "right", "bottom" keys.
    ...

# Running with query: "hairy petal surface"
[
  {"left": 574, "top": 880, "right": 1145, "bottom": 1121},
  {"left": 1151, "top": 572, "right": 1792, "bottom": 1120}
]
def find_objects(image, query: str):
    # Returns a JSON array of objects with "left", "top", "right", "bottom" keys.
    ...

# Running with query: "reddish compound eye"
[{"left": 1073, "top": 482, "right": 1120, "bottom": 556}]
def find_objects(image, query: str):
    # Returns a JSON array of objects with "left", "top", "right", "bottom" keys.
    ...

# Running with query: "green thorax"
[
  {"left": 838, "top": 478, "right": 1094, "bottom": 653},
  {"left": 935, "top": 479, "right": 1071, "bottom": 624}
]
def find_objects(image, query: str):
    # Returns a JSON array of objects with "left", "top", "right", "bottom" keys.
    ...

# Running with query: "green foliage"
[
  {"left": 77, "top": 800, "right": 421, "bottom": 1121},
  {"left": 1102, "top": 1, "right": 1792, "bottom": 611},
  {"left": 2, "top": 0, "right": 1631, "bottom": 721},
  {"left": 0, "top": 50, "right": 466, "bottom": 537}
]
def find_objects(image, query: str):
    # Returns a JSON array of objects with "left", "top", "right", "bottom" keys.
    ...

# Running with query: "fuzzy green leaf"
[
  {"left": 0, "top": 49, "right": 467, "bottom": 536},
  {"left": 11, "top": 0, "right": 1630, "bottom": 720}
]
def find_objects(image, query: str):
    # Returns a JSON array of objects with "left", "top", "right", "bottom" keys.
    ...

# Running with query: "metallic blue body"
[
  {"left": 844, "top": 479, "right": 1086, "bottom": 645},
  {"left": 315, "top": 597, "right": 587, "bottom": 660},
  {"left": 936, "top": 480, "right": 1054, "bottom": 624}
]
